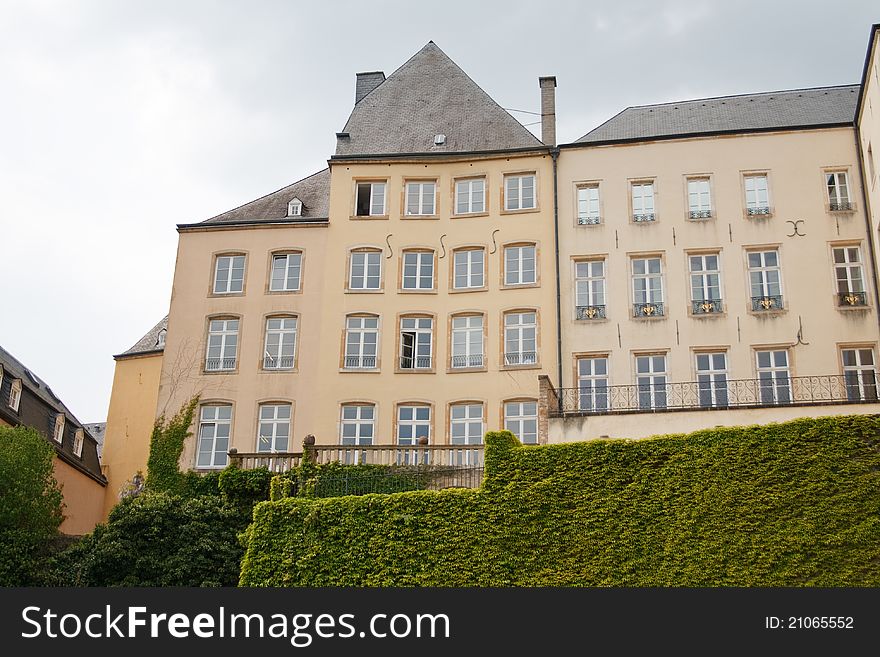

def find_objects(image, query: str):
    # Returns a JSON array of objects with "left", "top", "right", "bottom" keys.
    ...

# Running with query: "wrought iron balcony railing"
[
  {"left": 504, "top": 351, "right": 537, "bottom": 366},
  {"left": 830, "top": 201, "right": 854, "bottom": 212},
  {"left": 691, "top": 299, "right": 723, "bottom": 315},
  {"left": 205, "top": 357, "right": 237, "bottom": 371},
  {"left": 632, "top": 212, "right": 656, "bottom": 223},
  {"left": 576, "top": 305, "right": 606, "bottom": 320},
  {"left": 264, "top": 355, "right": 295, "bottom": 370},
  {"left": 838, "top": 291, "right": 868, "bottom": 307},
  {"left": 751, "top": 295, "right": 784, "bottom": 311},
  {"left": 400, "top": 355, "right": 433, "bottom": 369},
  {"left": 552, "top": 374, "right": 879, "bottom": 416},
  {"left": 577, "top": 215, "right": 601, "bottom": 225},
  {"left": 451, "top": 354, "right": 485, "bottom": 369},
  {"left": 633, "top": 301, "right": 665, "bottom": 317},
  {"left": 689, "top": 209, "right": 712, "bottom": 219},
  {"left": 344, "top": 355, "right": 377, "bottom": 369},
  {"left": 747, "top": 206, "right": 771, "bottom": 216}
]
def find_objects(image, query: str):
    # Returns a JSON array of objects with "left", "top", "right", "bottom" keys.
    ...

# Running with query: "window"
[
  {"left": 841, "top": 348, "right": 878, "bottom": 401},
  {"left": 833, "top": 246, "right": 867, "bottom": 306},
  {"left": 450, "top": 403, "right": 484, "bottom": 445},
  {"left": 156, "top": 328, "right": 166, "bottom": 348},
  {"left": 399, "top": 316, "right": 433, "bottom": 370},
  {"left": 340, "top": 404, "right": 374, "bottom": 445},
  {"left": 748, "top": 250, "right": 783, "bottom": 311},
  {"left": 344, "top": 316, "right": 379, "bottom": 369},
  {"left": 631, "top": 257, "right": 664, "bottom": 317},
  {"left": 504, "top": 312, "right": 537, "bottom": 366},
  {"left": 696, "top": 352, "right": 728, "bottom": 408},
  {"left": 504, "top": 173, "right": 536, "bottom": 211},
  {"left": 264, "top": 317, "right": 297, "bottom": 370},
  {"left": 53, "top": 414, "right": 65, "bottom": 444},
  {"left": 451, "top": 315, "right": 484, "bottom": 368},
  {"left": 287, "top": 198, "right": 302, "bottom": 217},
  {"left": 73, "top": 429, "right": 84, "bottom": 458},
  {"left": 577, "top": 357, "right": 609, "bottom": 412},
  {"left": 401, "top": 251, "right": 434, "bottom": 290},
  {"left": 213, "top": 255, "right": 245, "bottom": 294},
  {"left": 269, "top": 252, "right": 302, "bottom": 292},
  {"left": 205, "top": 319, "right": 239, "bottom": 371},
  {"left": 756, "top": 350, "right": 791, "bottom": 404},
  {"left": 744, "top": 175, "right": 770, "bottom": 215},
  {"left": 8, "top": 379, "right": 21, "bottom": 412},
  {"left": 636, "top": 354, "right": 667, "bottom": 410},
  {"left": 504, "top": 401, "right": 537, "bottom": 444},
  {"left": 687, "top": 178, "right": 712, "bottom": 219},
  {"left": 397, "top": 405, "right": 431, "bottom": 445},
  {"left": 196, "top": 405, "right": 231, "bottom": 468},
  {"left": 504, "top": 244, "right": 537, "bottom": 286},
  {"left": 576, "top": 185, "right": 600, "bottom": 225},
  {"left": 575, "top": 260, "right": 606, "bottom": 319},
  {"left": 631, "top": 182, "right": 655, "bottom": 222},
  {"left": 689, "top": 254, "right": 722, "bottom": 314},
  {"left": 826, "top": 172, "right": 852, "bottom": 211},
  {"left": 455, "top": 178, "right": 485, "bottom": 214},
  {"left": 349, "top": 250, "right": 382, "bottom": 290},
  {"left": 257, "top": 403, "right": 291, "bottom": 452},
  {"left": 0, "top": 365, "right": 3, "bottom": 392},
  {"left": 355, "top": 181, "right": 386, "bottom": 216},
  {"left": 453, "top": 249, "right": 485, "bottom": 290},
  {"left": 405, "top": 181, "right": 436, "bottom": 216}
]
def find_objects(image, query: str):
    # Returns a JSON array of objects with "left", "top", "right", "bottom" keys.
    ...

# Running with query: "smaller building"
[{"left": 0, "top": 345, "right": 106, "bottom": 535}]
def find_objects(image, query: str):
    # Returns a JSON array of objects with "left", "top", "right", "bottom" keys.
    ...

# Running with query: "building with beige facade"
[{"left": 99, "top": 25, "right": 880, "bottom": 482}]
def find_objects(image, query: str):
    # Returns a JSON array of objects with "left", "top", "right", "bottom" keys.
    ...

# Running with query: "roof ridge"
[{"left": 621, "top": 83, "right": 860, "bottom": 111}]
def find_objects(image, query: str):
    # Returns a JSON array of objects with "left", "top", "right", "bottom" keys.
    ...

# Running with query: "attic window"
[
  {"left": 156, "top": 328, "right": 167, "bottom": 348},
  {"left": 9, "top": 379, "right": 21, "bottom": 412},
  {"left": 288, "top": 198, "right": 303, "bottom": 217},
  {"left": 53, "top": 414, "right": 65, "bottom": 444},
  {"left": 73, "top": 429, "right": 84, "bottom": 458}
]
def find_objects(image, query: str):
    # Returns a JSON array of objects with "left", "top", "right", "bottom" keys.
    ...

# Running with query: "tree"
[{"left": 0, "top": 425, "right": 64, "bottom": 585}]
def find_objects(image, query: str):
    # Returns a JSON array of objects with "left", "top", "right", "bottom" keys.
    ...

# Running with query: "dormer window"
[
  {"left": 287, "top": 198, "right": 303, "bottom": 217},
  {"left": 9, "top": 379, "right": 21, "bottom": 412},
  {"left": 73, "top": 429, "right": 84, "bottom": 457},
  {"left": 156, "top": 328, "right": 167, "bottom": 348},
  {"left": 53, "top": 414, "right": 65, "bottom": 444}
]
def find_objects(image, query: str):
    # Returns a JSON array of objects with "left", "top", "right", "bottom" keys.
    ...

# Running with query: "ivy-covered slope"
[{"left": 239, "top": 416, "right": 880, "bottom": 586}]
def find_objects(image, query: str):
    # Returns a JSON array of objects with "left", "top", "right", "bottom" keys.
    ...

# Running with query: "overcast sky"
[{"left": 1, "top": 0, "right": 877, "bottom": 422}]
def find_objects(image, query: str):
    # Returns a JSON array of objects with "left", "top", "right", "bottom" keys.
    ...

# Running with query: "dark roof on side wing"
[{"left": 115, "top": 316, "right": 168, "bottom": 359}]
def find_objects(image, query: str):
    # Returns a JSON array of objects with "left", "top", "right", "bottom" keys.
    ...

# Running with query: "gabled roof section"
[
  {"left": 0, "top": 345, "right": 81, "bottom": 424},
  {"left": 576, "top": 85, "right": 860, "bottom": 145},
  {"left": 115, "top": 316, "right": 168, "bottom": 359},
  {"left": 335, "top": 41, "right": 543, "bottom": 157},
  {"left": 194, "top": 168, "right": 330, "bottom": 226}
]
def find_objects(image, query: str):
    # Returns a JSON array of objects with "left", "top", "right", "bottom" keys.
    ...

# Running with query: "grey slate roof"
[
  {"left": 198, "top": 168, "right": 330, "bottom": 225},
  {"left": 576, "top": 85, "right": 860, "bottom": 144},
  {"left": 116, "top": 316, "right": 168, "bottom": 358},
  {"left": 335, "top": 41, "right": 543, "bottom": 157},
  {"left": 0, "top": 345, "right": 81, "bottom": 427},
  {"left": 83, "top": 422, "right": 106, "bottom": 457}
]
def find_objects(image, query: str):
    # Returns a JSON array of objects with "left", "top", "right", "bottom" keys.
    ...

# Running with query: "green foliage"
[
  {"left": 240, "top": 416, "right": 880, "bottom": 587},
  {"left": 292, "top": 462, "right": 436, "bottom": 499},
  {"left": 0, "top": 426, "right": 64, "bottom": 585},
  {"left": 218, "top": 466, "right": 273, "bottom": 508},
  {"left": 144, "top": 396, "right": 199, "bottom": 494}
]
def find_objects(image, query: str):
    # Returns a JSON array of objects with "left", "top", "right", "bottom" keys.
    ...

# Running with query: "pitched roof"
[
  {"left": 116, "top": 316, "right": 168, "bottom": 359},
  {"left": 83, "top": 422, "right": 106, "bottom": 457},
  {"left": 196, "top": 168, "right": 330, "bottom": 226},
  {"left": 0, "top": 345, "right": 81, "bottom": 425},
  {"left": 576, "top": 85, "right": 860, "bottom": 144},
  {"left": 335, "top": 41, "right": 543, "bottom": 157}
]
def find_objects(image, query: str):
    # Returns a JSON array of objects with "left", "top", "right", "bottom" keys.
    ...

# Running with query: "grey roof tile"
[
  {"left": 335, "top": 41, "right": 543, "bottom": 156},
  {"left": 116, "top": 316, "right": 168, "bottom": 358},
  {"left": 576, "top": 85, "right": 859, "bottom": 144}
]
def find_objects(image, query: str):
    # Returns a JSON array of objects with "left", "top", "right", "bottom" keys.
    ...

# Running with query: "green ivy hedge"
[{"left": 240, "top": 415, "right": 880, "bottom": 586}]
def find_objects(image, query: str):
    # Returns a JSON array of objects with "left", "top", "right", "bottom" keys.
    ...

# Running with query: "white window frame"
[
  {"left": 744, "top": 175, "right": 770, "bottom": 214},
  {"left": 841, "top": 347, "right": 878, "bottom": 401},
  {"left": 747, "top": 250, "right": 782, "bottom": 306},
  {"left": 339, "top": 404, "right": 375, "bottom": 446},
  {"left": 263, "top": 316, "right": 297, "bottom": 370},
  {"left": 631, "top": 182, "right": 655, "bottom": 221},
  {"left": 344, "top": 315, "right": 379, "bottom": 369},
  {"left": 449, "top": 403, "right": 484, "bottom": 445},
  {"left": 632, "top": 257, "right": 664, "bottom": 310},
  {"left": 397, "top": 405, "right": 431, "bottom": 445},
  {"left": 575, "top": 260, "right": 606, "bottom": 315},
  {"left": 9, "top": 379, "right": 21, "bottom": 412},
  {"left": 213, "top": 254, "right": 245, "bottom": 294},
  {"left": 73, "top": 429, "right": 84, "bottom": 457},
  {"left": 349, "top": 250, "right": 382, "bottom": 291},
  {"left": 453, "top": 248, "right": 485, "bottom": 290},
  {"left": 196, "top": 405, "right": 231, "bottom": 469},
  {"left": 399, "top": 316, "right": 433, "bottom": 370},
  {"left": 826, "top": 171, "right": 851, "bottom": 209},
  {"left": 577, "top": 357, "right": 609, "bottom": 412},
  {"left": 53, "top": 414, "right": 65, "bottom": 444},
  {"left": 269, "top": 252, "right": 302, "bottom": 292},
  {"left": 405, "top": 181, "right": 437, "bottom": 216},
  {"left": 504, "top": 312, "right": 537, "bottom": 366},
  {"left": 455, "top": 178, "right": 486, "bottom": 214},
  {"left": 687, "top": 178, "right": 712, "bottom": 218},
  {"left": 451, "top": 315, "right": 484, "bottom": 369},
  {"left": 576, "top": 184, "right": 601, "bottom": 225},
  {"left": 833, "top": 246, "right": 865, "bottom": 296},
  {"left": 257, "top": 403, "right": 291, "bottom": 453},
  {"left": 205, "top": 318, "right": 239, "bottom": 371},
  {"left": 689, "top": 253, "right": 722, "bottom": 304},
  {"left": 287, "top": 198, "right": 302, "bottom": 217},
  {"left": 635, "top": 354, "right": 667, "bottom": 410},
  {"left": 355, "top": 181, "right": 386, "bottom": 216},
  {"left": 504, "top": 174, "right": 536, "bottom": 211},
  {"left": 696, "top": 352, "right": 728, "bottom": 408},
  {"left": 756, "top": 349, "right": 791, "bottom": 404},
  {"left": 504, "top": 401, "right": 538, "bottom": 444},
  {"left": 401, "top": 251, "right": 434, "bottom": 290},
  {"left": 504, "top": 244, "right": 537, "bottom": 286}
]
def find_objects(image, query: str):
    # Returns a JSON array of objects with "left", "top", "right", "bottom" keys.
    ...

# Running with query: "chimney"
[
  {"left": 355, "top": 71, "right": 386, "bottom": 104},
  {"left": 539, "top": 76, "right": 557, "bottom": 146}
]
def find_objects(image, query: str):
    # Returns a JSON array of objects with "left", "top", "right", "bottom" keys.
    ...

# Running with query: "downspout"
[
  {"left": 551, "top": 147, "right": 563, "bottom": 391},
  {"left": 854, "top": 128, "right": 880, "bottom": 331}
]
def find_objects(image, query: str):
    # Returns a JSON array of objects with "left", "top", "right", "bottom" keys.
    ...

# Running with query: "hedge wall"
[{"left": 239, "top": 415, "right": 880, "bottom": 586}]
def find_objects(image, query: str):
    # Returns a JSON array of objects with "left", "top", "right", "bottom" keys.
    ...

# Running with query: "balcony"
[
  {"left": 838, "top": 291, "right": 868, "bottom": 307},
  {"left": 691, "top": 299, "right": 723, "bottom": 315},
  {"left": 551, "top": 374, "right": 878, "bottom": 416},
  {"left": 689, "top": 210, "right": 712, "bottom": 220},
  {"left": 747, "top": 206, "right": 771, "bottom": 216},
  {"left": 633, "top": 302, "right": 664, "bottom": 318},
  {"left": 576, "top": 305, "right": 606, "bottom": 320},
  {"left": 264, "top": 355, "right": 295, "bottom": 370},
  {"left": 632, "top": 213, "right": 656, "bottom": 223},
  {"left": 830, "top": 201, "right": 854, "bottom": 212},
  {"left": 400, "top": 355, "right": 432, "bottom": 370},
  {"left": 577, "top": 215, "right": 601, "bottom": 225},
  {"left": 751, "top": 295, "right": 784, "bottom": 312},
  {"left": 344, "top": 355, "right": 377, "bottom": 369},
  {"left": 504, "top": 351, "right": 537, "bottom": 366},
  {"left": 205, "top": 357, "right": 236, "bottom": 372},
  {"left": 451, "top": 354, "right": 485, "bottom": 369}
]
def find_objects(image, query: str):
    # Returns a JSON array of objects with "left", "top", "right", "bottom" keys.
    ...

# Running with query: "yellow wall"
[
  {"left": 858, "top": 29, "right": 880, "bottom": 294},
  {"left": 54, "top": 457, "right": 105, "bottom": 535},
  {"left": 101, "top": 351, "right": 163, "bottom": 517}
]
